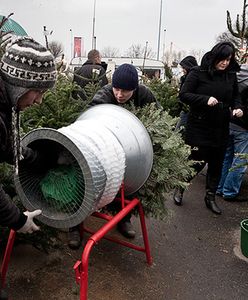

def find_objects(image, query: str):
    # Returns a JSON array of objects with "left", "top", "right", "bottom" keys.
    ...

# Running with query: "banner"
[{"left": 74, "top": 37, "right": 83, "bottom": 58}]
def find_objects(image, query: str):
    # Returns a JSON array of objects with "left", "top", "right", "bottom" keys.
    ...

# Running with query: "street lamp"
[
  {"left": 92, "top": 0, "right": 96, "bottom": 49},
  {"left": 162, "top": 29, "right": 166, "bottom": 59},
  {"left": 69, "top": 29, "right": 73, "bottom": 61},
  {"left": 156, "top": 0, "right": 163, "bottom": 60}
]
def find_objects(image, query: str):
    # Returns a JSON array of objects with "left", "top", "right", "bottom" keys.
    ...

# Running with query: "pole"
[
  {"left": 142, "top": 41, "right": 148, "bottom": 74},
  {"left": 70, "top": 29, "right": 73, "bottom": 61},
  {"left": 92, "top": 0, "right": 96, "bottom": 49},
  {"left": 162, "top": 29, "right": 166, "bottom": 60},
  {"left": 156, "top": 0, "right": 163, "bottom": 60}
]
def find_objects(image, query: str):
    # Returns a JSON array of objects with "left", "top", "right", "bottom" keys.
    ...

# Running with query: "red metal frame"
[
  {"left": 0, "top": 229, "right": 16, "bottom": 292},
  {"left": 74, "top": 186, "right": 152, "bottom": 300},
  {"left": 0, "top": 186, "right": 152, "bottom": 300}
]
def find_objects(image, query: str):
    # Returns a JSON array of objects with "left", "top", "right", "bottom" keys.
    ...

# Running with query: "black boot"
[
  {"left": 173, "top": 187, "right": 184, "bottom": 206},
  {"left": 204, "top": 192, "right": 221, "bottom": 215}
]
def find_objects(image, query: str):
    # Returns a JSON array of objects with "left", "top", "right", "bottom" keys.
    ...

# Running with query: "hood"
[
  {"left": 4, "top": 82, "right": 29, "bottom": 109},
  {"left": 200, "top": 42, "right": 240, "bottom": 72},
  {"left": 180, "top": 56, "right": 198, "bottom": 72}
]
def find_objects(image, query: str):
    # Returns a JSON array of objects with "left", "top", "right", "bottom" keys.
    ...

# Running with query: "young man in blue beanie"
[
  {"left": 0, "top": 36, "right": 56, "bottom": 235},
  {"left": 68, "top": 63, "right": 159, "bottom": 248},
  {"left": 90, "top": 63, "right": 159, "bottom": 107}
]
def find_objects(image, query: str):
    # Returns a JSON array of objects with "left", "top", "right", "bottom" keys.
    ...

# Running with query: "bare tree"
[
  {"left": 189, "top": 49, "right": 205, "bottom": 63},
  {"left": 101, "top": 46, "right": 120, "bottom": 57},
  {"left": 125, "top": 44, "right": 155, "bottom": 59},
  {"left": 217, "top": 31, "right": 241, "bottom": 47},
  {"left": 48, "top": 41, "right": 64, "bottom": 58}
]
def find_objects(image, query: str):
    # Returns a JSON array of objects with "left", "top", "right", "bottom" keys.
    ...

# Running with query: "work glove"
[{"left": 17, "top": 209, "right": 42, "bottom": 234}]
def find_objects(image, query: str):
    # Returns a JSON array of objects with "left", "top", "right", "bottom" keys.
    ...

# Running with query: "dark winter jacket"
[
  {"left": 0, "top": 77, "right": 27, "bottom": 230},
  {"left": 179, "top": 43, "right": 242, "bottom": 148},
  {"left": 73, "top": 60, "right": 108, "bottom": 100},
  {"left": 90, "top": 84, "right": 159, "bottom": 108}
]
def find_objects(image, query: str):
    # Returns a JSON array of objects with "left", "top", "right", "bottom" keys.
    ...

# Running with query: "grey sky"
[{"left": 0, "top": 0, "right": 244, "bottom": 60}]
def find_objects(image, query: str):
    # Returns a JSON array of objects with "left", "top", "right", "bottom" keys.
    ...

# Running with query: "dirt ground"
[{"left": 1, "top": 170, "right": 248, "bottom": 300}]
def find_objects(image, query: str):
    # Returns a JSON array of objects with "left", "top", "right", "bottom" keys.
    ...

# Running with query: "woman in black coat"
[{"left": 173, "top": 42, "right": 243, "bottom": 214}]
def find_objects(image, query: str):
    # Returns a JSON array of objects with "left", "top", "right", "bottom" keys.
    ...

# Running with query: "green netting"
[{"left": 40, "top": 165, "right": 82, "bottom": 211}]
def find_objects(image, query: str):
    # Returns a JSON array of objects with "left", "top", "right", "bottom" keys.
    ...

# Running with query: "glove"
[{"left": 17, "top": 209, "right": 42, "bottom": 234}]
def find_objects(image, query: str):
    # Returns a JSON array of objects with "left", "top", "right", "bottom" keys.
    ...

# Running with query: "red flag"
[{"left": 74, "top": 37, "right": 82, "bottom": 57}]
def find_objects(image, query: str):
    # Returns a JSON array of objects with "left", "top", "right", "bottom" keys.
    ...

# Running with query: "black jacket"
[
  {"left": 73, "top": 60, "right": 108, "bottom": 100},
  {"left": 90, "top": 84, "right": 159, "bottom": 108},
  {"left": 179, "top": 44, "right": 242, "bottom": 148},
  {"left": 0, "top": 77, "right": 27, "bottom": 230}
]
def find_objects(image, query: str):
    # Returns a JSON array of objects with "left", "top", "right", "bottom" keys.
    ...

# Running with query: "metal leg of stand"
[
  {"left": 0, "top": 229, "right": 16, "bottom": 300},
  {"left": 137, "top": 201, "right": 152, "bottom": 265},
  {"left": 74, "top": 198, "right": 152, "bottom": 300}
]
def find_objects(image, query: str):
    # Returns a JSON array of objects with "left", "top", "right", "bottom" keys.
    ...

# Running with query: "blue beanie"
[{"left": 112, "top": 64, "right": 138, "bottom": 90}]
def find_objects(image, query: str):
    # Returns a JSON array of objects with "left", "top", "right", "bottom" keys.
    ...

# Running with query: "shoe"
[
  {"left": 204, "top": 192, "right": 222, "bottom": 215},
  {"left": 223, "top": 195, "right": 248, "bottom": 202},
  {"left": 117, "top": 221, "right": 136, "bottom": 238},
  {"left": 173, "top": 187, "right": 184, "bottom": 206},
  {"left": 68, "top": 227, "right": 81, "bottom": 249}
]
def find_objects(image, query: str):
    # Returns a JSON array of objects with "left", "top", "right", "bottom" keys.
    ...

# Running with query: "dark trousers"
[{"left": 189, "top": 145, "right": 226, "bottom": 194}]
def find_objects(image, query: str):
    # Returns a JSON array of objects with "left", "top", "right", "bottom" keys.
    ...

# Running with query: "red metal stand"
[
  {"left": 0, "top": 229, "right": 16, "bottom": 296},
  {"left": 73, "top": 187, "right": 152, "bottom": 300},
  {"left": 0, "top": 188, "right": 152, "bottom": 300}
]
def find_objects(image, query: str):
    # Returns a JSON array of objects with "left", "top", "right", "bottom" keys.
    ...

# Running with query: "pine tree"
[{"left": 227, "top": 0, "right": 248, "bottom": 59}]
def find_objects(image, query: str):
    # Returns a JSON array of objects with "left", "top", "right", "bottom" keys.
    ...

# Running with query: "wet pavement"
[{"left": 1, "top": 170, "right": 248, "bottom": 300}]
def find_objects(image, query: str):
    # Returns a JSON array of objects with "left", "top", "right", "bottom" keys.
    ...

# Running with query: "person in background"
[
  {"left": 175, "top": 55, "right": 198, "bottom": 134},
  {"left": 174, "top": 42, "right": 243, "bottom": 214},
  {"left": 68, "top": 63, "right": 159, "bottom": 249},
  {"left": 73, "top": 49, "right": 108, "bottom": 100},
  {"left": 0, "top": 36, "right": 56, "bottom": 233},
  {"left": 217, "top": 64, "right": 248, "bottom": 201}
]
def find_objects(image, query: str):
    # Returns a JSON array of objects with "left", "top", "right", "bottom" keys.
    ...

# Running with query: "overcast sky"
[{"left": 0, "top": 0, "right": 244, "bottom": 60}]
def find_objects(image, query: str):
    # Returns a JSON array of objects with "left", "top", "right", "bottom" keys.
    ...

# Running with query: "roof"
[{"left": 0, "top": 15, "right": 28, "bottom": 36}]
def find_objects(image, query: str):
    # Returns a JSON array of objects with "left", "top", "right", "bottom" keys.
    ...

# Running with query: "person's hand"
[
  {"left": 232, "top": 109, "right": 243, "bottom": 118},
  {"left": 21, "top": 146, "right": 38, "bottom": 163},
  {"left": 207, "top": 96, "right": 218, "bottom": 106},
  {"left": 17, "top": 210, "right": 42, "bottom": 234}
]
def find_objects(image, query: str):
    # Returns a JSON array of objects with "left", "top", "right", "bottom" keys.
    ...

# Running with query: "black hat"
[{"left": 112, "top": 63, "right": 138, "bottom": 91}]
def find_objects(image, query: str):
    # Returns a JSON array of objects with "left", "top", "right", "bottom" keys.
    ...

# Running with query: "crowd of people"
[{"left": 0, "top": 36, "right": 248, "bottom": 254}]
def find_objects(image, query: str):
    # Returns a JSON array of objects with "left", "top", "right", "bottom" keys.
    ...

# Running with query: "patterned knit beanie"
[
  {"left": 0, "top": 36, "right": 56, "bottom": 90},
  {"left": 112, "top": 63, "right": 138, "bottom": 91}
]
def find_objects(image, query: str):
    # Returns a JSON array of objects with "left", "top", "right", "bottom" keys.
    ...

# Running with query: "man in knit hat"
[
  {"left": 0, "top": 36, "right": 56, "bottom": 234},
  {"left": 67, "top": 63, "right": 158, "bottom": 248}
]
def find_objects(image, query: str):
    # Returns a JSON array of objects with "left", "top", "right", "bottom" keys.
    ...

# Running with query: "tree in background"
[
  {"left": 48, "top": 41, "right": 64, "bottom": 59},
  {"left": 125, "top": 43, "right": 155, "bottom": 59},
  {"left": 227, "top": 0, "right": 248, "bottom": 61},
  {"left": 101, "top": 46, "right": 120, "bottom": 57}
]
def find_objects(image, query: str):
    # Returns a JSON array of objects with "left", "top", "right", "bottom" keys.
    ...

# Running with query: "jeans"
[{"left": 217, "top": 127, "right": 248, "bottom": 197}]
